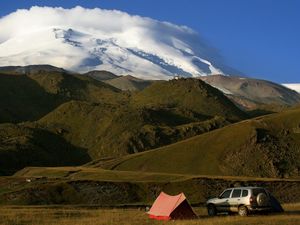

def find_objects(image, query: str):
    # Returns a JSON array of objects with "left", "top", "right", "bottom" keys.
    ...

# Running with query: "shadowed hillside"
[
  {"left": 0, "top": 123, "right": 90, "bottom": 176},
  {"left": 0, "top": 68, "right": 125, "bottom": 123},
  {"left": 0, "top": 73, "right": 63, "bottom": 123}
]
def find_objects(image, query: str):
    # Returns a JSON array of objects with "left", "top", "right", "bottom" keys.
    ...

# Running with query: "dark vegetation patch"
[{"left": 0, "top": 175, "right": 299, "bottom": 206}]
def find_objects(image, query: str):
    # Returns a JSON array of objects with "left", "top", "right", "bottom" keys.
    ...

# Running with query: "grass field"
[{"left": 0, "top": 204, "right": 299, "bottom": 225}]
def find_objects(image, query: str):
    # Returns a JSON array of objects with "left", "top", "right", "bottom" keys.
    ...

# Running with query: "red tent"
[{"left": 147, "top": 192, "right": 197, "bottom": 220}]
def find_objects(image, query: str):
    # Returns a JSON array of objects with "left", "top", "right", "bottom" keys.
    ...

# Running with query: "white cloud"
[{"left": 0, "top": 6, "right": 235, "bottom": 79}]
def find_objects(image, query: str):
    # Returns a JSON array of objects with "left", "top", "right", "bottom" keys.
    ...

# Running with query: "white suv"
[{"left": 206, "top": 187, "right": 272, "bottom": 216}]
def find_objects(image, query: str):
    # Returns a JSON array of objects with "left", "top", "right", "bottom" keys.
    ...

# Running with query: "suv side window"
[
  {"left": 231, "top": 189, "right": 241, "bottom": 198},
  {"left": 242, "top": 190, "right": 248, "bottom": 197},
  {"left": 220, "top": 189, "right": 232, "bottom": 199}
]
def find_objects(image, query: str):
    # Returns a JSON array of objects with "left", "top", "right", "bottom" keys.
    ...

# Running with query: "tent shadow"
[{"left": 196, "top": 214, "right": 231, "bottom": 219}]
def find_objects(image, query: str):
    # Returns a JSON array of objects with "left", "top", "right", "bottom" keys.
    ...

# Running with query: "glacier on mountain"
[{"left": 0, "top": 6, "right": 239, "bottom": 79}]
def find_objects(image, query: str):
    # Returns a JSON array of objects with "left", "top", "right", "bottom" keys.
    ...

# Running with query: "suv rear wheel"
[
  {"left": 207, "top": 204, "right": 217, "bottom": 216},
  {"left": 238, "top": 206, "right": 248, "bottom": 216},
  {"left": 257, "top": 192, "right": 269, "bottom": 206}
]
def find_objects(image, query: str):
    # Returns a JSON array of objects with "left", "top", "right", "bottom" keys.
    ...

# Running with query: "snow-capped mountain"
[
  {"left": 0, "top": 6, "right": 239, "bottom": 80},
  {"left": 282, "top": 84, "right": 300, "bottom": 93}
]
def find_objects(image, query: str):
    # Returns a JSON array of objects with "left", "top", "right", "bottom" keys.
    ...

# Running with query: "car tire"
[
  {"left": 207, "top": 204, "right": 217, "bottom": 216},
  {"left": 257, "top": 193, "right": 269, "bottom": 206},
  {"left": 238, "top": 206, "right": 248, "bottom": 216}
]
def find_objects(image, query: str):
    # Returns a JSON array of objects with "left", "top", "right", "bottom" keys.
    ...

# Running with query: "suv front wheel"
[
  {"left": 238, "top": 205, "right": 248, "bottom": 216},
  {"left": 207, "top": 204, "right": 217, "bottom": 216}
]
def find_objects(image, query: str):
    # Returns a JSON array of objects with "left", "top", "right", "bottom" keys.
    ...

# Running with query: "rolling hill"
[
  {"left": 0, "top": 65, "right": 299, "bottom": 179},
  {"left": 0, "top": 68, "right": 248, "bottom": 175},
  {"left": 96, "top": 106, "right": 300, "bottom": 178},
  {"left": 38, "top": 78, "right": 245, "bottom": 158}
]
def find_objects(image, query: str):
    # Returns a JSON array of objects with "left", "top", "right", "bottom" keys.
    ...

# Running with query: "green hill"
[
  {"left": 131, "top": 78, "right": 247, "bottom": 122},
  {"left": 0, "top": 69, "right": 125, "bottom": 123},
  {"left": 38, "top": 100, "right": 230, "bottom": 159},
  {"left": 97, "top": 106, "right": 300, "bottom": 178}
]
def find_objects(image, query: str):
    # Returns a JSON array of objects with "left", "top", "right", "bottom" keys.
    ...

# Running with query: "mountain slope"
[
  {"left": 97, "top": 106, "right": 300, "bottom": 178},
  {"left": 84, "top": 70, "right": 119, "bottom": 81},
  {"left": 0, "top": 67, "right": 125, "bottom": 123},
  {"left": 0, "top": 6, "right": 240, "bottom": 79},
  {"left": 199, "top": 75, "right": 300, "bottom": 111}
]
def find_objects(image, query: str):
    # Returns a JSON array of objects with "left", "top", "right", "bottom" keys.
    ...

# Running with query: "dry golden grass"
[{"left": 0, "top": 204, "right": 299, "bottom": 225}]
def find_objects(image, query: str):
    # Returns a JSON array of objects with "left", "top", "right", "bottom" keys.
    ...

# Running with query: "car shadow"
[
  {"left": 283, "top": 210, "right": 300, "bottom": 215},
  {"left": 196, "top": 210, "right": 300, "bottom": 219}
]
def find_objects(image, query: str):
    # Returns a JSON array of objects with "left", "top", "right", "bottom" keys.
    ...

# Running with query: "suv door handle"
[{"left": 237, "top": 199, "right": 240, "bottom": 201}]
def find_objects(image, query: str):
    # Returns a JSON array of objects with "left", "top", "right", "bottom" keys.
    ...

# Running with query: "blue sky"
[{"left": 0, "top": 0, "right": 299, "bottom": 83}]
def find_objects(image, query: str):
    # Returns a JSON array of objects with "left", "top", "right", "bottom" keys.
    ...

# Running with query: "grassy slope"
[
  {"left": 97, "top": 107, "right": 300, "bottom": 178},
  {"left": 131, "top": 78, "right": 247, "bottom": 122},
  {"left": 0, "top": 70, "right": 124, "bottom": 123},
  {"left": 38, "top": 100, "right": 231, "bottom": 158}
]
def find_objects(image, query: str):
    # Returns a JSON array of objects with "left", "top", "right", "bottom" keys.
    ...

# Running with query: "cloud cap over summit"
[{"left": 0, "top": 6, "right": 239, "bottom": 79}]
